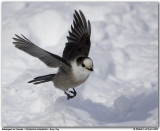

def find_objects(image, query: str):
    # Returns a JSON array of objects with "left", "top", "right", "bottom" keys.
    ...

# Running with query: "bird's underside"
[
  {"left": 12, "top": 10, "right": 91, "bottom": 100},
  {"left": 28, "top": 73, "right": 77, "bottom": 100}
]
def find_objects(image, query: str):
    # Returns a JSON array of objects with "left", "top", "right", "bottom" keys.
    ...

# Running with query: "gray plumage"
[
  {"left": 13, "top": 10, "right": 93, "bottom": 100},
  {"left": 13, "top": 34, "right": 71, "bottom": 70}
]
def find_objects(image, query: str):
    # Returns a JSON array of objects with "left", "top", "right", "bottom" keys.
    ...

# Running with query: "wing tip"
[
  {"left": 13, "top": 34, "right": 18, "bottom": 39},
  {"left": 79, "top": 10, "right": 83, "bottom": 14},
  {"left": 74, "top": 9, "right": 77, "bottom": 13}
]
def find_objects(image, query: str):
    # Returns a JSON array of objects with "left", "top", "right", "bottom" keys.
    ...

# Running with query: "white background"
[{"left": 1, "top": 0, "right": 159, "bottom": 129}]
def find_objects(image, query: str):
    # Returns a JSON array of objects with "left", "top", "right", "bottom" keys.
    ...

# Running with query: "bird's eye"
[{"left": 82, "top": 63, "right": 85, "bottom": 67}]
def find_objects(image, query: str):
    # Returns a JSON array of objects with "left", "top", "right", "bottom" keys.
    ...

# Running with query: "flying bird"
[{"left": 13, "top": 10, "right": 93, "bottom": 100}]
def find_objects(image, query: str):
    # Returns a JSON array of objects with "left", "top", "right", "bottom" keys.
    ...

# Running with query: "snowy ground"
[{"left": 2, "top": 2, "right": 158, "bottom": 127}]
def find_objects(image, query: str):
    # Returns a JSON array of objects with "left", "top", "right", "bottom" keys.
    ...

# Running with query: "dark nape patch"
[{"left": 76, "top": 57, "right": 86, "bottom": 65}]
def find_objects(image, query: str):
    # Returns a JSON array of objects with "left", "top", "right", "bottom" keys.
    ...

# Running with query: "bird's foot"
[
  {"left": 64, "top": 88, "right": 77, "bottom": 100},
  {"left": 69, "top": 88, "right": 77, "bottom": 97}
]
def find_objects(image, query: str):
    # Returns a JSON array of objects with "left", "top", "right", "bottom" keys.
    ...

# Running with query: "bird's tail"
[{"left": 28, "top": 74, "right": 55, "bottom": 84}]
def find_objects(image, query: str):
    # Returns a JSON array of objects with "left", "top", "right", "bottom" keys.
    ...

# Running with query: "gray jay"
[{"left": 13, "top": 10, "right": 93, "bottom": 100}]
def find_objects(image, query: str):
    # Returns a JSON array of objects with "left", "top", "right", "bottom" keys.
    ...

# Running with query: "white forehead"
[{"left": 83, "top": 58, "right": 93, "bottom": 67}]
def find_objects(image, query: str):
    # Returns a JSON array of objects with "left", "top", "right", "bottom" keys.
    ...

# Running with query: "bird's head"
[
  {"left": 76, "top": 57, "right": 93, "bottom": 72},
  {"left": 82, "top": 58, "right": 93, "bottom": 71}
]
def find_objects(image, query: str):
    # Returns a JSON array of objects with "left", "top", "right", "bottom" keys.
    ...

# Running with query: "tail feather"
[{"left": 28, "top": 74, "right": 55, "bottom": 85}]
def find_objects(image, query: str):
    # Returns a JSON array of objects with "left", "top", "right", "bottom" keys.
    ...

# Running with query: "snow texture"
[{"left": 2, "top": 2, "right": 158, "bottom": 127}]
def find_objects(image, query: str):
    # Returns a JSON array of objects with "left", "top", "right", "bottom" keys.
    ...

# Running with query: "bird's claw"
[{"left": 64, "top": 88, "right": 77, "bottom": 100}]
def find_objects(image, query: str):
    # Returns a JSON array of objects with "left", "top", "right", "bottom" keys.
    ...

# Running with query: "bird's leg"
[
  {"left": 69, "top": 88, "right": 77, "bottom": 97},
  {"left": 64, "top": 88, "right": 77, "bottom": 100},
  {"left": 64, "top": 91, "right": 71, "bottom": 100},
  {"left": 64, "top": 91, "right": 74, "bottom": 100}
]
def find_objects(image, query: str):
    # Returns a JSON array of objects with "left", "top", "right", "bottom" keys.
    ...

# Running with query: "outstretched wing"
[
  {"left": 13, "top": 34, "right": 71, "bottom": 69},
  {"left": 62, "top": 10, "right": 91, "bottom": 61}
]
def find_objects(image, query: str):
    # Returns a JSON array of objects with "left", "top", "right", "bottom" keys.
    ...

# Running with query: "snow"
[
  {"left": 2, "top": 2, "right": 158, "bottom": 127},
  {"left": 114, "top": 95, "right": 132, "bottom": 113}
]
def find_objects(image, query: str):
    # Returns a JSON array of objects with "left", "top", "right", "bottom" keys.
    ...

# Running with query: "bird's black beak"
[{"left": 88, "top": 68, "right": 93, "bottom": 71}]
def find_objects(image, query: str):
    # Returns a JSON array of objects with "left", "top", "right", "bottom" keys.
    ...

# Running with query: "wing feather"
[
  {"left": 13, "top": 34, "right": 71, "bottom": 69},
  {"left": 63, "top": 10, "right": 91, "bottom": 61},
  {"left": 79, "top": 10, "right": 88, "bottom": 30},
  {"left": 67, "top": 36, "right": 78, "bottom": 43},
  {"left": 87, "top": 20, "right": 91, "bottom": 36},
  {"left": 68, "top": 31, "right": 80, "bottom": 41},
  {"left": 71, "top": 25, "right": 81, "bottom": 38}
]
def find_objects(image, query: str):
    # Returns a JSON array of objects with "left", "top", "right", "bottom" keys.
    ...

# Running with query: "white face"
[{"left": 83, "top": 58, "right": 93, "bottom": 71}]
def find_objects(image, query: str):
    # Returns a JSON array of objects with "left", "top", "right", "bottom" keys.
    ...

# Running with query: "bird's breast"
[{"left": 71, "top": 62, "right": 90, "bottom": 83}]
